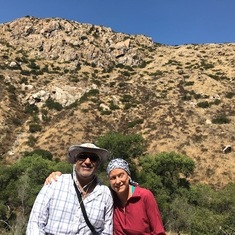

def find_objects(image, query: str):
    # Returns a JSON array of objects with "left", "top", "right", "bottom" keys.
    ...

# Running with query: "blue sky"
[{"left": 0, "top": 0, "right": 234, "bottom": 45}]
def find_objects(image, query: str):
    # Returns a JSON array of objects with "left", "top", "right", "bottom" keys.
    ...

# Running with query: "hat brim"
[{"left": 68, "top": 145, "right": 109, "bottom": 164}]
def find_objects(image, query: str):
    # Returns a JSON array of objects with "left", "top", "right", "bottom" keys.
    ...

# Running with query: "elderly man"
[{"left": 26, "top": 143, "right": 113, "bottom": 235}]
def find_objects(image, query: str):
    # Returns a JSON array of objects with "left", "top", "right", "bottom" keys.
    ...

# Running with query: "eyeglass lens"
[{"left": 76, "top": 153, "right": 99, "bottom": 162}]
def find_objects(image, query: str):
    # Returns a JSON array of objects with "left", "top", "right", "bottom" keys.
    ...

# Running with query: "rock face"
[
  {"left": 0, "top": 16, "right": 235, "bottom": 187},
  {"left": 0, "top": 16, "right": 153, "bottom": 68}
]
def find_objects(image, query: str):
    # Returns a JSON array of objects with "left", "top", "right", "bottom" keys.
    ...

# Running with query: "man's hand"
[{"left": 44, "top": 171, "right": 62, "bottom": 185}]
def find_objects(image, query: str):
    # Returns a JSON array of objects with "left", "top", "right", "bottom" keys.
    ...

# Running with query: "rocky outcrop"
[
  {"left": 0, "top": 16, "right": 235, "bottom": 187},
  {"left": 0, "top": 16, "right": 154, "bottom": 68}
]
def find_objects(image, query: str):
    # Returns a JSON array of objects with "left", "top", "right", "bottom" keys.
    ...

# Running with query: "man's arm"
[{"left": 26, "top": 185, "right": 52, "bottom": 235}]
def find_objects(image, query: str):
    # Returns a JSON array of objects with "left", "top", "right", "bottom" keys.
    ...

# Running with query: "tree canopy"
[{"left": 0, "top": 133, "right": 234, "bottom": 235}]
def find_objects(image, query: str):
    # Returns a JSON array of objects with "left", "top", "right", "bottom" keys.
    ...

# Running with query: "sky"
[{"left": 0, "top": 0, "right": 234, "bottom": 46}]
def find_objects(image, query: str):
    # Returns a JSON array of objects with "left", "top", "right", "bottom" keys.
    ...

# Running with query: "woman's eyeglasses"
[{"left": 76, "top": 153, "right": 100, "bottom": 162}]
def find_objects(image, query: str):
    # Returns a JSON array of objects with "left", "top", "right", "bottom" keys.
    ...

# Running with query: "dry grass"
[{"left": 0, "top": 17, "right": 235, "bottom": 188}]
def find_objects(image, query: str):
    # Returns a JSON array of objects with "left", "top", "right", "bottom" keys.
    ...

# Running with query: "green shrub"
[
  {"left": 213, "top": 99, "right": 221, "bottom": 105},
  {"left": 95, "top": 132, "right": 146, "bottom": 161},
  {"left": 45, "top": 98, "right": 63, "bottom": 111},
  {"left": 25, "top": 104, "right": 39, "bottom": 114},
  {"left": 225, "top": 92, "right": 234, "bottom": 99},
  {"left": 138, "top": 60, "right": 147, "bottom": 68},
  {"left": 81, "top": 36, "right": 88, "bottom": 40},
  {"left": 151, "top": 70, "right": 164, "bottom": 76},
  {"left": 212, "top": 115, "right": 230, "bottom": 124},
  {"left": 100, "top": 110, "right": 112, "bottom": 115},
  {"left": 193, "top": 93, "right": 202, "bottom": 99},
  {"left": 127, "top": 119, "right": 144, "bottom": 128},
  {"left": 201, "top": 60, "right": 214, "bottom": 70},
  {"left": 184, "top": 81, "right": 194, "bottom": 86},
  {"left": 7, "top": 84, "right": 16, "bottom": 93},
  {"left": 0, "top": 154, "right": 72, "bottom": 230},
  {"left": 12, "top": 117, "right": 22, "bottom": 126},
  {"left": 121, "top": 70, "right": 130, "bottom": 77},
  {"left": 120, "top": 94, "right": 133, "bottom": 103},
  {"left": 23, "top": 149, "right": 53, "bottom": 160},
  {"left": 79, "top": 89, "right": 99, "bottom": 103},
  {"left": 109, "top": 101, "right": 120, "bottom": 110},
  {"left": 29, "top": 123, "right": 42, "bottom": 133},
  {"left": 27, "top": 60, "right": 40, "bottom": 70},
  {"left": 20, "top": 70, "right": 31, "bottom": 76},
  {"left": 116, "top": 63, "right": 125, "bottom": 69},
  {"left": 65, "top": 100, "right": 79, "bottom": 109},
  {"left": 197, "top": 101, "right": 210, "bottom": 108},
  {"left": 26, "top": 135, "right": 37, "bottom": 147},
  {"left": 20, "top": 77, "right": 28, "bottom": 84}
]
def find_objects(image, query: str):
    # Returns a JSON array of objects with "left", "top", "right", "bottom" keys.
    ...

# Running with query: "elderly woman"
[
  {"left": 106, "top": 158, "right": 165, "bottom": 235},
  {"left": 44, "top": 158, "right": 166, "bottom": 235}
]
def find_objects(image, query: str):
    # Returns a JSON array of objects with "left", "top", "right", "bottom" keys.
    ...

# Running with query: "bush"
[
  {"left": 25, "top": 104, "right": 39, "bottom": 115},
  {"left": 225, "top": 92, "right": 234, "bottom": 99},
  {"left": 127, "top": 119, "right": 144, "bottom": 128},
  {"left": 79, "top": 89, "right": 99, "bottom": 103},
  {"left": 0, "top": 154, "right": 72, "bottom": 234},
  {"left": 45, "top": 98, "right": 63, "bottom": 111},
  {"left": 197, "top": 101, "right": 210, "bottom": 108},
  {"left": 96, "top": 132, "right": 146, "bottom": 160},
  {"left": 212, "top": 115, "right": 230, "bottom": 124},
  {"left": 12, "top": 117, "right": 22, "bottom": 126},
  {"left": 139, "top": 152, "right": 195, "bottom": 198},
  {"left": 26, "top": 135, "right": 37, "bottom": 147},
  {"left": 29, "top": 123, "right": 42, "bottom": 133},
  {"left": 23, "top": 149, "right": 53, "bottom": 160}
]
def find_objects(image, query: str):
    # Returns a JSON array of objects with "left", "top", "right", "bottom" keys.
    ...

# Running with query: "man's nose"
[{"left": 83, "top": 157, "right": 92, "bottom": 163}]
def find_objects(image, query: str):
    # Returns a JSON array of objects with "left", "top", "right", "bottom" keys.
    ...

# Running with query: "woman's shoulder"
[{"left": 135, "top": 186, "right": 154, "bottom": 198}]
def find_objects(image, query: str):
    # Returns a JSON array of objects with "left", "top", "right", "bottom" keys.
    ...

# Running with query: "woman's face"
[{"left": 108, "top": 168, "right": 130, "bottom": 194}]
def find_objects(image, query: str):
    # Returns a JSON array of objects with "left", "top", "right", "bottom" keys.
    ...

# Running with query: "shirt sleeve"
[
  {"left": 101, "top": 187, "right": 114, "bottom": 235},
  {"left": 144, "top": 190, "right": 166, "bottom": 235},
  {"left": 26, "top": 184, "right": 52, "bottom": 235}
]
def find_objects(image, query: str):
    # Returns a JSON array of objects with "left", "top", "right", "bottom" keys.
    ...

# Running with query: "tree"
[
  {"left": 95, "top": 132, "right": 146, "bottom": 180},
  {"left": 23, "top": 149, "right": 53, "bottom": 160},
  {"left": 95, "top": 131, "right": 146, "bottom": 160},
  {"left": 0, "top": 153, "right": 72, "bottom": 234},
  {"left": 139, "top": 152, "right": 195, "bottom": 197}
]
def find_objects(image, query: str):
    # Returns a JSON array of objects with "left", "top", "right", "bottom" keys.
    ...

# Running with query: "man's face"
[{"left": 75, "top": 153, "right": 100, "bottom": 179}]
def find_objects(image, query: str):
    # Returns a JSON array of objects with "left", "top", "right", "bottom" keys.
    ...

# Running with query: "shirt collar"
[{"left": 71, "top": 165, "right": 103, "bottom": 201}]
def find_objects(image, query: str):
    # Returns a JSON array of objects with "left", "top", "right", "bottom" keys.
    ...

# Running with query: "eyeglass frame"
[{"left": 75, "top": 152, "right": 100, "bottom": 162}]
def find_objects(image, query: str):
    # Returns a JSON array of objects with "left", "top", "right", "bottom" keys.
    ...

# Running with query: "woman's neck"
[{"left": 118, "top": 185, "right": 132, "bottom": 207}]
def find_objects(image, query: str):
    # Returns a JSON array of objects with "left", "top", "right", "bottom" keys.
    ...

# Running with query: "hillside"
[{"left": 0, "top": 16, "right": 234, "bottom": 188}]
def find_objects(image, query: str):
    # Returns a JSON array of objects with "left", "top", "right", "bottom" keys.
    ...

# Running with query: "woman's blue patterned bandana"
[{"left": 106, "top": 158, "right": 131, "bottom": 175}]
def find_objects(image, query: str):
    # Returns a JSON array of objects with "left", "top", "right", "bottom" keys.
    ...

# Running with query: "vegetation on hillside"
[
  {"left": 0, "top": 17, "right": 235, "bottom": 189},
  {"left": 0, "top": 133, "right": 234, "bottom": 235}
]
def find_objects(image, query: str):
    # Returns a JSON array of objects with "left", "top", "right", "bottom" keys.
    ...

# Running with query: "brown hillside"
[{"left": 0, "top": 16, "right": 234, "bottom": 188}]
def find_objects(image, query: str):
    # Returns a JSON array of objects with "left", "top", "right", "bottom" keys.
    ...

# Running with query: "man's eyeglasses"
[{"left": 76, "top": 153, "right": 100, "bottom": 162}]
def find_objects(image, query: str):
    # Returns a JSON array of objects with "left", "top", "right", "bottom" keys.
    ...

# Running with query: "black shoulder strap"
[{"left": 72, "top": 174, "right": 97, "bottom": 235}]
